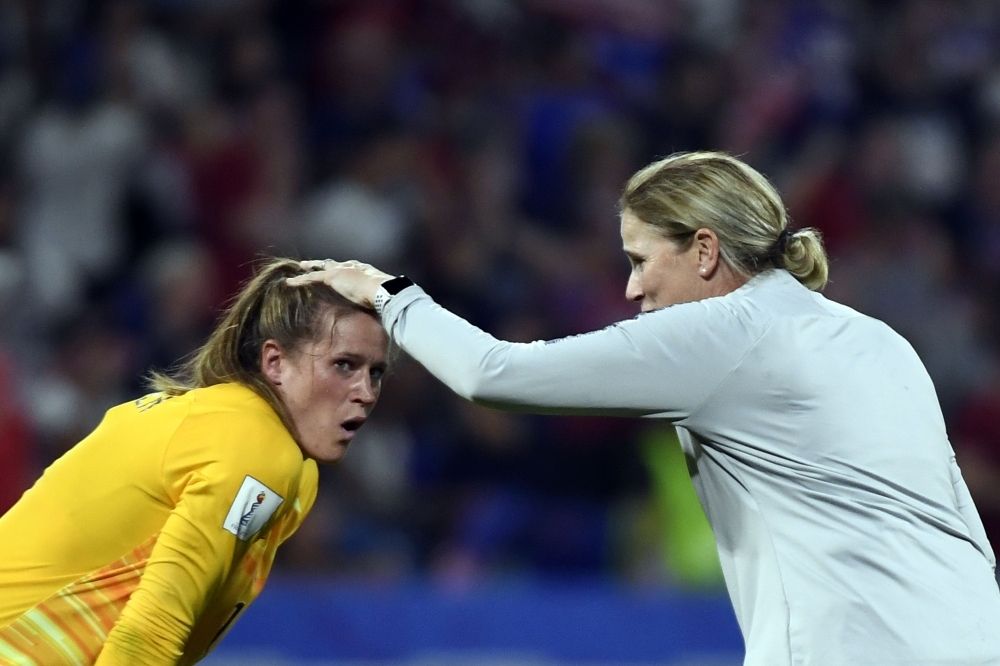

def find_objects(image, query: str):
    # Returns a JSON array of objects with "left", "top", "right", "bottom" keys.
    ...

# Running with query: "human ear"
[
  {"left": 260, "top": 340, "right": 285, "bottom": 385},
  {"left": 694, "top": 228, "right": 720, "bottom": 278}
]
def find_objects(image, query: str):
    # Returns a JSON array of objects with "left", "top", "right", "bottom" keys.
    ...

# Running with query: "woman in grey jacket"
[{"left": 291, "top": 151, "right": 1000, "bottom": 666}]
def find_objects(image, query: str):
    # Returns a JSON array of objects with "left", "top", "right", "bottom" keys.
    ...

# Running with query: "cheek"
[
  {"left": 643, "top": 267, "right": 667, "bottom": 296},
  {"left": 317, "top": 372, "right": 355, "bottom": 405},
  {"left": 289, "top": 366, "right": 333, "bottom": 409},
  {"left": 282, "top": 374, "right": 308, "bottom": 405},
  {"left": 644, "top": 264, "right": 685, "bottom": 304}
]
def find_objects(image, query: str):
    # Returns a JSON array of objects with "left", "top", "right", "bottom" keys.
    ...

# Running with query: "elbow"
[
  {"left": 100, "top": 593, "right": 189, "bottom": 664},
  {"left": 456, "top": 375, "right": 519, "bottom": 411},
  {"left": 453, "top": 374, "right": 489, "bottom": 403},
  {"left": 442, "top": 340, "right": 518, "bottom": 404},
  {"left": 100, "top": 620, "right": 186, "bottom": 665},
  {"left": 451, "top": 363, "right": 512, "bottom": 406}
]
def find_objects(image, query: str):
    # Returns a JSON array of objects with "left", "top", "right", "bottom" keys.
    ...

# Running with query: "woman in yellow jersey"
[{"left": 0, "top": 258, "right": 389, "bottom": 665}]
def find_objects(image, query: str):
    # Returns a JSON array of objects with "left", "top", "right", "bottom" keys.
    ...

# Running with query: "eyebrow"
[{"left": 337, "top": 352, "right": 387, "bottom": 367}]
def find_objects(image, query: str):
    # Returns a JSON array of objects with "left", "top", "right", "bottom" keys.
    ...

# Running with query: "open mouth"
[{"left": 341, "top": 417, "right": 366, "bottom": 434}]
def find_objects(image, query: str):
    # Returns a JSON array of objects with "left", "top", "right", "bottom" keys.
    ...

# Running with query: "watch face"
[{"left": 382, "top": 276, "right": 414, "bottom": 296}]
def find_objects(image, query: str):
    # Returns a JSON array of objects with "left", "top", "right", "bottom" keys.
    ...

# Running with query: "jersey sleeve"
[
  {"left": 381, "top": 286, "right": 758, "bottom": 421},
  {"left": 95, "top": 407, "right": 301, "bottom": 665}
]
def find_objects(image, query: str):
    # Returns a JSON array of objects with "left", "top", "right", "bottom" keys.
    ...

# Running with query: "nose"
[
  {"left": 352, "top": 374, "right": 379, "bottom": 406},
  {"left": 625, "top": 271, "right": 643, "bottom": 303}
]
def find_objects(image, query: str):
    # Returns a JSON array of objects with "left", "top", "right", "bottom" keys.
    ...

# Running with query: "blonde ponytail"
[{"left": 782, "top": 228, "right": 828, "bottom": 291}]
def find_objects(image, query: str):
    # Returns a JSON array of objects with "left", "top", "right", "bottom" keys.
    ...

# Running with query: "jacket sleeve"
[
  {"left": 380, "top": 286, "right": 755, "bottom": 421},
  {"left": 95, "top": 410, "right": 300, "bottom": 665}
]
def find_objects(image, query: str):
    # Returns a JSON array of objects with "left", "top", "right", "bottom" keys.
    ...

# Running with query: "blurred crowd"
[{"left": 1, "top": 0, "right": 999, "bottom": 586}]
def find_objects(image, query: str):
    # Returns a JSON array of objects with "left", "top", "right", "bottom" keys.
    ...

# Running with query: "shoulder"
[
  {"left": 166, "top": 384, "right": 304, "bottom": 484},
  {"left": 181, "top": 384, "right": 290, "bottom": 441},
  {"left": 707, "top": 270, "right": 878, "bottom": 332},
  {"left": 624, "top": 271, "right": 864, "bottom": 368},
  {"left": 625, "top": 274, "right": 789, "bottom": 349}
]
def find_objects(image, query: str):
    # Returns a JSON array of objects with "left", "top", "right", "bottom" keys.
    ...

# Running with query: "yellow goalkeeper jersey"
[{"left": 0, "top": 382, "right": 319, "bottom": 665}]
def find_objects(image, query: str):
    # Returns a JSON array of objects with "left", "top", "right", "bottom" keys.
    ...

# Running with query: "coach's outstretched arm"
[
  {"left": 290, "top": 148, "right": 1000, "bottom": 666},
  {"left": 290, "top": 260, "right": 752, "bottom": 421}
]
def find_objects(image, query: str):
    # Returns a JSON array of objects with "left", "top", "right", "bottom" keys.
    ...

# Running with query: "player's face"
[
  {"left": 265, "top": 311, "right": 389, "bottom": 464},
  {"left": 620, "top": 210, "right": 705, "bottom": 312}
]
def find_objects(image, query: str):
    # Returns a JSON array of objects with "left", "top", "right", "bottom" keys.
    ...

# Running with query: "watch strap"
[{"left": 374, "top": 276, "right": 414, "bottom": 316}]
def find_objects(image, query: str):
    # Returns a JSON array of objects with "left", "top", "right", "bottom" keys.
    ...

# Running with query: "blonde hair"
[
  {"left": 148, "top": 257, "right": 378, "bottom": 429},
  {"left": 620, "top": 151, "right": 829, "bottom": 291}
]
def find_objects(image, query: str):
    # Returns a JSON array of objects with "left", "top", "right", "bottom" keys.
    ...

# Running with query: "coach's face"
[
  {"left": 262, "top": 310, "right": 388, "bottom": 464},
  {"left": 620, "top": 210, "right": 742, "bottom": 311},
  {"left": 621, "top": 210, "right": 706, "bottom": 312}
]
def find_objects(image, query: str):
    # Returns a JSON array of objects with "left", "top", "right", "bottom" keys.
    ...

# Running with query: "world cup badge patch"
[{"left": 224, "top": 476, "right": 284, "bottom": 541}]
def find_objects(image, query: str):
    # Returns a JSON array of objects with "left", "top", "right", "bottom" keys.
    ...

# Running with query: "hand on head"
[{"left": 286, "top": 260, "right": 393, "bottom": 309}]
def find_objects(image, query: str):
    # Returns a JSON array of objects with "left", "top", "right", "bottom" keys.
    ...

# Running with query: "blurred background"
[{"left": 1, "top": 0, "right": 1000, "bottom": 663}]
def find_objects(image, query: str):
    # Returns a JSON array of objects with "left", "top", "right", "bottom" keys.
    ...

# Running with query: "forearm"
[
  {"left": 383, "top": 287, "right": 514, "bottom": 404},
  {"left": 96, "top": 591, "right": 188, "bottom": 665},
  {"left": 382, "top": 287, "right": 721, "bottom": 418},
  {"left": 94, "top": 473, "right": 238, "bottom": 665},
  {"left": 292, "top": 263, "right": 745, "bottom": 417}
]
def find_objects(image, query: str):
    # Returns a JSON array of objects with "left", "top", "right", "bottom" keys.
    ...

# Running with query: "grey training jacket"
[{"left": 381, "top": 269, "right": 1000, "bottom": 666}]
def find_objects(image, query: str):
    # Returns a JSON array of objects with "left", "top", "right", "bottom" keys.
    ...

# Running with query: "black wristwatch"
[{"left": 374, "top": 276, "right": 414, "bottom": 315}]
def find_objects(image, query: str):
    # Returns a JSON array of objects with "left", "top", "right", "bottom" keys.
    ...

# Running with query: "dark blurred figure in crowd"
[{"left": 0, "top": 350, "right": 33, "bottom": 514}]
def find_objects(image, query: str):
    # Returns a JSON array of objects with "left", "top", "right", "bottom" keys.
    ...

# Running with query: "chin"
[{"left": 308, "top": 441, "right": 350, "bottom": 465}]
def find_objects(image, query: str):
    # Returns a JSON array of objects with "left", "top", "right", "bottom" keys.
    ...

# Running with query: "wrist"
[{"left": 373, "top": 276, "right": 414, "bottom": 316}]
